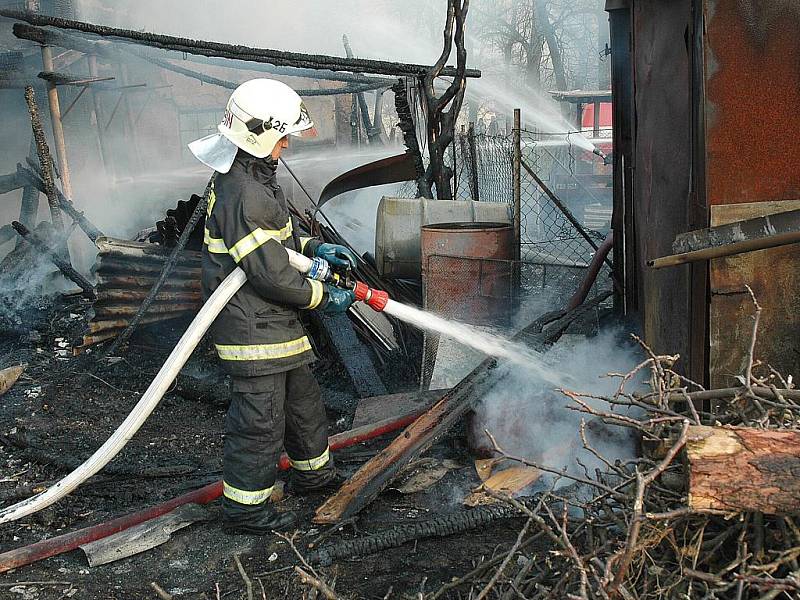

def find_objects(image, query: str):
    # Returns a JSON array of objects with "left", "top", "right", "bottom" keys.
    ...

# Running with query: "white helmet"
[{"left": 188, "top": 79, "right": 315, "bottom": 173}]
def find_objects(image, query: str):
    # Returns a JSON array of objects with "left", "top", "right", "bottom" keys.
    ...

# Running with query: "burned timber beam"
[
  {"left": 23, "top": 85, "right": 65, "bottom": 237},
  {"left": 314, "top": 291, "right": 612, "bottom": 524},
  {"left": 11, "top": 221, "right": 94, "bottom": 297},
  {"left": 37, "top": 71, "right": 114, "bottom": 86},
  {"left": 2, "top": 10, "right": 481, "bottom": 78},
  {"left": 16, "top": 164, "right": 104, "bottom": 242},
  {"left": 15, "top": 25, "right": 391, "bottom": 97},
  {"left": 649, "top": 207, "right": 800, "bottom": 269},
  {"left": 0, "top": 171, "right": 24, "bottom": 195},
  {"left": 17, "top": 22, "right": 389, "bottom": 86}
]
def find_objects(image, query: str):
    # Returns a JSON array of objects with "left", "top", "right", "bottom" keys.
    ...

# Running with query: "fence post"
[
  {"left": 451, "top": 133, "right": 458, "bottom": 199},
  {"left": 512, "top": 109, "right": 522, "bottom": 306},
  {"left": 513, "top": 109, "right": 521, "bottom": 263},
  {"left": 467, "top": 122, "right": 479, "bottom": 202}
]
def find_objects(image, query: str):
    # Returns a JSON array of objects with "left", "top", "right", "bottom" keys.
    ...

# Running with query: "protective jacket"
[{"left": 201, "top": 152, "right": 325, "bottom": 377}]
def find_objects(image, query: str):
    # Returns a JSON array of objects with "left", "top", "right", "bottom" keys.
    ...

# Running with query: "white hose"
[
  {"left": 0, "top": 247, "right": 320, "bottom": 524},
  {"left": 0, "top": 268, "right": 248, "bottom": 524}
]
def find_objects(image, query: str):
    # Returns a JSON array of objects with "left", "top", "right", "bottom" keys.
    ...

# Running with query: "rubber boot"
[
  {"left": 288, "top": 471, "right": 346, "bottom": 496},
  {"left": 223, "top": 505, "right": 298, "bottom": 535}
]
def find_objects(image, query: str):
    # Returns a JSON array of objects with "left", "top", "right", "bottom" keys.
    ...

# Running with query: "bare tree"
[{"left": 419, "top": 0, "right": 470, "bottom": 199}]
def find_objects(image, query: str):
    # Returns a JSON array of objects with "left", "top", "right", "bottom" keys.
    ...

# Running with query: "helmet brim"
[{"left": 188, "top": 133, "right": 239, "bottom": 173}]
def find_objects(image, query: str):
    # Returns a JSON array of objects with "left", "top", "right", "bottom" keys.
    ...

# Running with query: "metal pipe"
[
  {"left": 567, "top": 232, "right": 613, "bottom": 310},
  {"left": 0, "top": 409, "right": 426, "bottom": 573},
  {"left": 87, "top": 53, "right": 112, "bottom": 178}
]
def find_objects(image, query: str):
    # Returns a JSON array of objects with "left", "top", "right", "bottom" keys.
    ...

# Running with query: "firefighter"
[{"left": 188, "top": 79, "right": 357, "bottom": 534}]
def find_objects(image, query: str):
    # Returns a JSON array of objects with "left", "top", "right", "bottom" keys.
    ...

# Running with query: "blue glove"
[
  {"left": 321, "top": 285, "right": 355, "bottom": 314},
  {"left": 315, "top": 243, "right": 358, "bottom": 269}
]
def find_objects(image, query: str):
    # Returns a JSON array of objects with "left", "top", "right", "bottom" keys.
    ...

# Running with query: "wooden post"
[
  {"left": 513, "top": 109, "right": 521, "bottom": 263},
  {"left": 467, "top": 122, "right": 479, "bottom": 202},
  {"left": 119, "top": 63, "right": 142, "bottom": 175},
  {"left": 23, "top": 86, "right": 65, "bottom": 238},
  {"left": 40, "top": 45, "right": 73, "bottom": 201},
  {"left": 87, "top": 54, "right": 112, "bottom": 180},
  {"left": 459, "top": 124, "right": 471, "bottom": 199}
]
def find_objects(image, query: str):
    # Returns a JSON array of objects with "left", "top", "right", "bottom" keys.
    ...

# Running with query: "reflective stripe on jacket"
[{"left": 201, "top": 152, "right": 324, "bottom": 377}]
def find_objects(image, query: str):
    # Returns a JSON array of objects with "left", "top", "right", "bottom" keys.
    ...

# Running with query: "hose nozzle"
[
  {"left": 354, "top": 281, "right": 389, "bottom": 312},
  {"left": 593, "top": 148, "right": 611, "bottom": 165}
]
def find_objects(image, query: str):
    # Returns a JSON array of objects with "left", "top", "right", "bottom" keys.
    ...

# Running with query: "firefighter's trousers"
[{"left": 222, "top": 364, "right": 333, "bottom": 517}]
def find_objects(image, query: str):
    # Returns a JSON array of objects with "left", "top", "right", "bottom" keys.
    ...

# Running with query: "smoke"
[{"left": 472, "top": 328, "right": 642, "bottom": 488}]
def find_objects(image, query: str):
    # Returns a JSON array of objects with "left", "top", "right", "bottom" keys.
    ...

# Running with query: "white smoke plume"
[{"left": 472, "top": 328, "right": 642, "bottom": 487}]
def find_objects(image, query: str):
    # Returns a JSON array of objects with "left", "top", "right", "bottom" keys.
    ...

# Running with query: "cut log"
[
  {"left": 79, "top": 503, "right": 211, "bottom": 566},
  {"left": 687, "top": 425, "right": 800, "bottom": 514},
  {"left": 0, "top": 364, "right": 25, "bottom": 397},
  {"left": 313, "top": 291, "right": 611, "bottom": 524}
]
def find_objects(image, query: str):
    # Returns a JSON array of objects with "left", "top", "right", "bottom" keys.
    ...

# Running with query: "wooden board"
[
  {"left": 351, "top": 389, "right": 447, "bottom": 428},
  {"left": 0, "top": 364, "right": 24, "bottom": 396},
  {"left": 313, "top": 292, "right": 610, "bottom": 524},
  {"left": 315, "top": 312, "right": 387, "bottom": 399},
  {"left": 709, "top": 201, "right": 800, "bottom": 388},
  {"left": 687, "top": 426, "right": 800, "bottom": 514},
  {"left": 79, "top": 503, "right": 211, "bottom": 566},
  {"left": 464, "top": 466, "right": 541, "bottom": 507}
]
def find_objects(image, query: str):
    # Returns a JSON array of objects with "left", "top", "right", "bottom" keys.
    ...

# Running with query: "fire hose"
[
  {"left": 0, "top": 411, "right": 425, "bottom": 574},
  {"left": 0, "top": 246, "right": 389, "bottom": 525}
]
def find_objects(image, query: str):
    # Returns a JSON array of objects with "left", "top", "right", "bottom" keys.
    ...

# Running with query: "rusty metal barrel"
[{"left": 421, "top": 222, "right": 515, "bottom": 326}]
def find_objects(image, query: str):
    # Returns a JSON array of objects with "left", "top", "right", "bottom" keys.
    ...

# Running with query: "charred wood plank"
[
  {"left": 313, "top": 291, "right": 611, "bottom": 523},
  {"left": 37, "top": 71, "right": 114, "bottom": 86},
  {"left": 95, "top": 289, "right": 200, "bottom": 303},
  {"left": 16, "top": 164, "right": 104, "bottom": 242},
  {"left": 5, "top": 13, "right": 481, "bottom": 78},
  {"left": 312, "top": 312, "right": 388, "bottom": 399},
  {"left": 687, "top": 425, "right": 800, "bottom": 514},
  {"left": 0, "top": 171, "right": 23, "bottom": 195},
  {"left": 95, "top": 237, "right": 201, "bottom": 264},
  {"left": 11, "top": 221, "right": 94, "bottom": 297}
]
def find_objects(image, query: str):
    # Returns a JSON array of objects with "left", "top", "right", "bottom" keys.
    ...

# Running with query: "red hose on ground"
[{"left": 0, "top": 409, "right": 428, "bottom": 574}]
